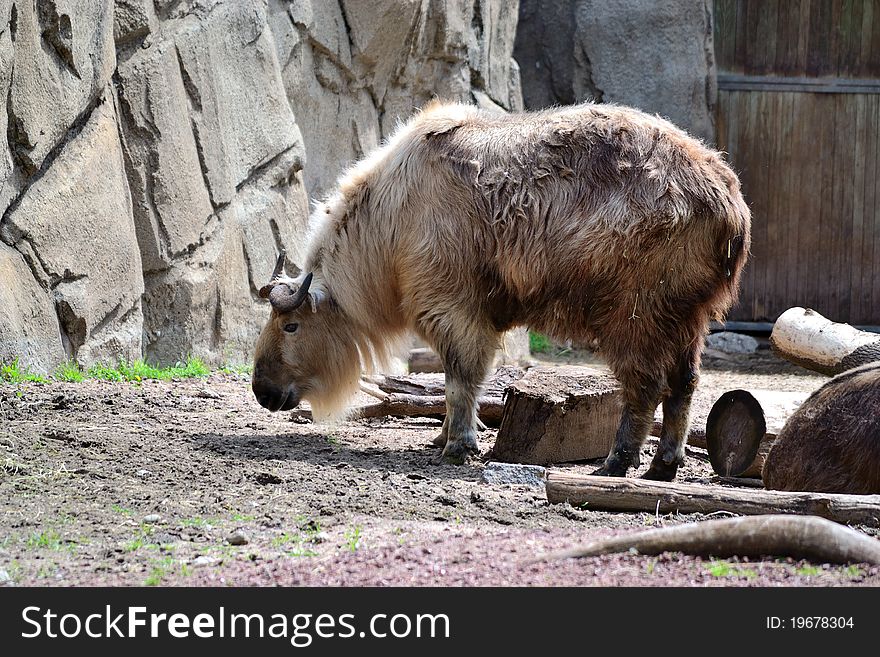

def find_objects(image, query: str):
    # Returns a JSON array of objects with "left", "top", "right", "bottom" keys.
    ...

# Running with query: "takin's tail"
[{"left": 710, "top": 183, "right": 751, "bottom": 321}]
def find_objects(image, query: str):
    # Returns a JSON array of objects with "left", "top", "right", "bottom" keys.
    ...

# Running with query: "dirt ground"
[{"left": 2, "top": 345, "right": 878, "bottom": 587}]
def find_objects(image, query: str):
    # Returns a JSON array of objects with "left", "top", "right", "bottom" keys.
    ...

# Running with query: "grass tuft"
[
  {"left": 0, "top": 358, "right": 48, "bottom": 384},
  {"left": 528, "top": 331, "right": 552, "bottom": 354}
]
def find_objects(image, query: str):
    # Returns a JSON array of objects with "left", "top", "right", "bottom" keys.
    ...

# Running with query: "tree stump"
[
  {"left": 705, "top": 389, "right": 809, "bottom": 478},
  {"left": 491, "top": 366, "right": 622, "bottom": 464}
]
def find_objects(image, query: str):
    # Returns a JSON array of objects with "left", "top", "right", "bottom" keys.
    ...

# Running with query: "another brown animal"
[
  {"left": 252, "top": 100, "right": 750, "bottom": 478},
  {"left": 763, "top": 362, "right": 880, "bottom": 494}
]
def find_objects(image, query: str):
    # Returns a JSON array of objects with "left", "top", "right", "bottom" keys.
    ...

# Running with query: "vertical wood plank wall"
[{"left": 714, "top": 0, "right": 880, "bottom": 325}]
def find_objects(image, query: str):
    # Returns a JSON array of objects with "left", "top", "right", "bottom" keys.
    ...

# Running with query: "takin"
[{"left": 252, "top": 100, "right": 751, "bottom": 480}]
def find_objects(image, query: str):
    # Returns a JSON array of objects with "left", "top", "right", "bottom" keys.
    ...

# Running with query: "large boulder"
[
  {"left": 270, "top": 0, "right": 523, "bottom": 198},
  {"left": 516, "top": 0, "right": 716, "bottom": 142},
  {"left": 0, "top": 0, "right": 526, "bottom": 372},
  {"left": 1, "top": 97, "right": 145, "bottom": 366}
]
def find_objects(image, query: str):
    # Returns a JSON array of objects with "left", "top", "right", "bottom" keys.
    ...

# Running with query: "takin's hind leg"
[
  {"left": 592, "top": 376, "right": 663, "bottom": 477},
  {"left": 431, "top": 417, "right": 449, "bottom": 448},
  {"left": 642, "top": 344, "right": 700, "bottom": 481}
]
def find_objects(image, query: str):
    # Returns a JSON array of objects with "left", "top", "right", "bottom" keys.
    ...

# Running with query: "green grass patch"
[
  {"left": 54, "top": 360, "right": 86, "bottom": 382},
  {"left": 5, "top": 356, "right": 212, "bottom": 384},
  {"left": 794, "top": 565, "right": 822, "bottom": 577},
  {"left": 528, "top": 331, "right": 552, "bottom": 354},
  {"left": 145, "top": 557, "right": 190, "bottom": 586},
  {"left": 219, "top": 362, "right": 252, "bottom": 375},
  {"left": 26, "top": 528, "right": 64, "bottom": 550},
  {"left": 345, "top": 525, "right": 362, "bottom": 553},
  {"left": 706, "top": 559, "right": 757, "bottom": 580},
  {"left": 0, "top": 358, "right": 48, "bottom": 384},
  {"left": 844, "top": 565, "right": 864, "bottom": 578}
]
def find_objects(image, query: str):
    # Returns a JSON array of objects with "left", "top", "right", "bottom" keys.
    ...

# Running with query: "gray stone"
[
  {"left": 174, "top": 0, "right": 303, "bottom": 207},
  {"left": 143, "top": 513, "right": 161, "bottom": 524},
  {"left": 515, "top": 0, "right": 716, "bottom": 142},
  {"left": 5, "top": 0, "right": 116, "bottom": 177},
  {"left": 115, "top": 40, "right": 214, "bottom": 271},
  {"left": 114, "top": 0, "right": 157, "bottom": 45},
  {"left": 705, "top": 331, "right": 759, "bottom": 354},
  {"left": 2, "top": 96, "right": 144, "bottom": 367},
  {"left": 226, "top": 530, "right": 249, "bottom": 546},
  {"left": 0, "top": 569, "right": 10, "bottom": 584},
  {"left": 481, "top": 462, "right": 547, "bottom": 488},
  {"left": 0, "top": 243, "right": 66, "bottom": 373}
]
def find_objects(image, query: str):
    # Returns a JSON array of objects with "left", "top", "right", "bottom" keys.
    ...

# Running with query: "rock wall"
[
  {"left": 0, "top": 0, "right": 522, "bottom": 373},
  {"left": 515, "top": 0, "right": 716, "bottom": 143}
]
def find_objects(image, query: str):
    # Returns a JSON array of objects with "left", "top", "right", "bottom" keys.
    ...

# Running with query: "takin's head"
[{"left": 251, "top": 251, "right": 362, "bottom": 420}]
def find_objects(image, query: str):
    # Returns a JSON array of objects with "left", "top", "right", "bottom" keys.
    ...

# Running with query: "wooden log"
[
  {"left": 764, "top": 362, "right": 880, "bottom": 494},
  {"left": 545, "top": 471, "right": 880, "bottom": 526},
  {"left": 408, "top": 347, "right": 444, "bottom": 373},
  {"left": 538, "top": 515, "right": 880, "bottom": 565},
  {"left": 291, "top": 394, "right": 506, "bottom": 425},
  {"left": 366, "top": 366, "right": 524, "bottom": 398},
  {"left": 705, "top": 389, "right": 809, "bottom": 478},
  {"left": 491, "top": 366, "right": 623, "bottom": 464},
  {"left": 770, "top": 306, "right": 880, "bottom": 375}
]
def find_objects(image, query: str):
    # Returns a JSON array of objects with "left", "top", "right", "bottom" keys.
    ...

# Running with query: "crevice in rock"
[
  {"left": 54, "top": 299, "right": 86, "bottom": 360},
  {"left": 84, "top": 299, "right": 124, "bottom": 343},
  {"left": 113, "top": 72, "right": 172, "bottom": 266},
  {"left": 174, "top": 44, "right": 220, "bottom": 211},
  {"left": 9, "top": 4, "right": 17, "bottom": 41},
  {"left": 235, "top": 143, "right": 300, "bottom": 194},
  {"left": 5, "top": 61, "right": 38, "bottom": 177},
  {"left": 37, "top": 2, "right": 80, "bottom": 80},
  {"left": 241, "top": 241, "right": 262, "bottom": 299},
  {"left": 576, "top": 45, "right": 604, "bottom": 103}
]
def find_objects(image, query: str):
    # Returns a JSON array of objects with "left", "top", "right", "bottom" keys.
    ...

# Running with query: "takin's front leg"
[{"left": 432, "top": 334, "right": 495, "bottom": 465}]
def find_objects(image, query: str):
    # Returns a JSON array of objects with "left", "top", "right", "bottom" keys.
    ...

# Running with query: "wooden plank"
[
  {"left": 859, "top": 95, "right": 878, "bottom": 324},
  {"left": 807, "top": 0, "right": 832, "bottom": 76},
  {"left": 860, "top": 0, "right": 875, "bottom": 77},
  {"left": 545, "top": 472, "right": 880, "bottom": 526},
  {"left": 753, "top": 0, "right": 779, "bottom": 75},
  {"left": 715, "top": 0, "right": 738, "bottom": 72},
  {"left": 796, "top": 0, "right": 814, "bottom": 74},
  {"left": 873, "top": 95, "right": 880, "bottom": 323},
  {"left": 836, "top": 95, "right": 856, "bottom": 321},
  {"left": 716, "top": 74, "right": 880, "bottom": 92},
  {"left": 838, "top": 0, "right": 864, "bottom": 76},
  {"left": 733, "top": 0, "right": 750, "bottom": 74},
  {"left": 775, "top": 0, "right": 803, "bottom": 74},
  {"left": 866, "top": 0, "right": 880, "bottom": 77},
  {"left": 849, "top": 93, "right": 866, "bottom": 323}
]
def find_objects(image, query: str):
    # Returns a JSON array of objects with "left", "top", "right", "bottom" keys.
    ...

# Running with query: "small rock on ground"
[
  {"left": 705, "top": 331, "right": 759, "bottom": 354},
  {"left": 481, "top": 462, "right": 547, "bottom": 488},
  {"left": 227, "top": 530, "right": 249, "bottom": 546},
  {"left": 142, "top": 514, "right": 161, "bottom": 524}
]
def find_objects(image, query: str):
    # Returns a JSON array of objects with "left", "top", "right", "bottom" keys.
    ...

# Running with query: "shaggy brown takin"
[{"left": 252, "top": 100, "right": 750, "bottom": 479}]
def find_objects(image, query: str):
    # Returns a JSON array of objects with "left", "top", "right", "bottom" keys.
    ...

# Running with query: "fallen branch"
[
  {"left": 537, "top": 514, "right": 880, "bottom": 564},
  {"left": 546, "top": 472, "right": 880, "bottom": 526},
  {"left": 292, "top": 394, "right": 506, "bottom": 425},
  {"left": 770, "top": 306, "right": 880, "bottom": 375}
]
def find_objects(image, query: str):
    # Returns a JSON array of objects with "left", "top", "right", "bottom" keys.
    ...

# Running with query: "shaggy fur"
[
  {"left": 253, "top": 100, "right": 751, "bottom": 475},
  {"left": 763, "top": 362, "right": 880, "bottom": 494}
]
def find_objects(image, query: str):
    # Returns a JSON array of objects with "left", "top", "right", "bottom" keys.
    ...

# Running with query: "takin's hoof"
[
  {"left": 431, "top": 432, "right": 448, "bottom": 448},
  {"left": 591, "top": 452, "right": 638, "bottom": 477},
  {"left": 641, "top": 459, "right": 681, "bottom": 482},
  {"left": 440, "top": 439, "right": 478, "bottom": 465}
]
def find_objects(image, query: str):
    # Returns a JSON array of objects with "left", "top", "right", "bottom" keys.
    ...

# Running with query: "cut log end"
[{"left": 705, "top": 390, "right": 766, "bottom": 477}]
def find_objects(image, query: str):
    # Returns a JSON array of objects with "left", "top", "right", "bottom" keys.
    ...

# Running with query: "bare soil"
[{"left": 2, "top": 346, "right": 878, "bottom": 587}]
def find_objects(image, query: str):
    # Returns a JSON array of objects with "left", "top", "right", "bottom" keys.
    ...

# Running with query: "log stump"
[
  {"left": 705, "top": 389, "right": 809, "bottom": 478},
  {"left": 491, "top": 366, "right": 622, "bottom": 464}
]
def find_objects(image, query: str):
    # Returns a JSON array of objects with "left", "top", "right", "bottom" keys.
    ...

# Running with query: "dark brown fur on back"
[{"left": 764, "top": 363, "right": 880, "bottom": 494}]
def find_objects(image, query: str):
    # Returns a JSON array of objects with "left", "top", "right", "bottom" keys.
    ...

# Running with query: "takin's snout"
[{"left": 251, "top": 372, "right": 300, "bottom": 412}]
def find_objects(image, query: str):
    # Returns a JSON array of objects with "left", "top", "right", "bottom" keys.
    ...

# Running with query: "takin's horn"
[
  {"left": 268, "top": 272, "right": 313, "bottom": 313},
  {"left": 271, "top": 250, "right": 286, "bottom": 280}
]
